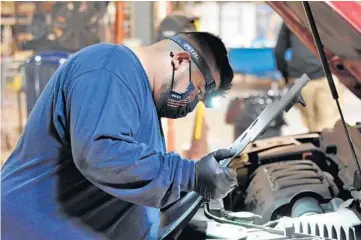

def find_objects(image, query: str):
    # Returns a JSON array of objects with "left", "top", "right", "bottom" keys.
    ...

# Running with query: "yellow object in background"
[
  {"left": 193, "top": 18, "right": 200, "bottom": 31},
  {"left": 6, "top": 75, "right": 22, "bottom": 91},
  {"left": 194, "top": 102, "right": 205, "bottom": 140}
]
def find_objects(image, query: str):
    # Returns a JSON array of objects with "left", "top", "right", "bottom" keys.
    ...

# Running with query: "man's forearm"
[{"left": 72, "top": 136, "right": 195, "bottom": 208}]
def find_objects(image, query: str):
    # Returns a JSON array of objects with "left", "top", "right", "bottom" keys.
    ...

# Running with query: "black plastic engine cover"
[{"left": 244, "top": 160, "right": 339, "bottom": 224}]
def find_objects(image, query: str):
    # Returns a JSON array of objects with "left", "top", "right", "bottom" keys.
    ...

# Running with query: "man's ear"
[{"left": 171, "top": 51, "right": 191, "bottom": 70}]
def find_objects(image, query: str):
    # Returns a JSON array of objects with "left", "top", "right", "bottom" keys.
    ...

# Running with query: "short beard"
[{"left": 155, "top": 78, "right": 172, "bottom": 113}]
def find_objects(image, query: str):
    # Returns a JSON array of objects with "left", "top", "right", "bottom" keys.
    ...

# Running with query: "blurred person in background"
[
  {"left": 274, "top": 22, "right": 342, "bottom": 132},
  {"left": 157, "top": 2, "right": 198, "bottom": 41}
]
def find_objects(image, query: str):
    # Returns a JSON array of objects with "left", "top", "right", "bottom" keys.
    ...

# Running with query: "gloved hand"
[{"left": 194, "top": 149, "right": 237, "bottom": 200}]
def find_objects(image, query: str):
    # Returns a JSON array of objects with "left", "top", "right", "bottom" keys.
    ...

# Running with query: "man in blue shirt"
[{"left": 2, "top": 32, "right": 236, "bottom": 239}]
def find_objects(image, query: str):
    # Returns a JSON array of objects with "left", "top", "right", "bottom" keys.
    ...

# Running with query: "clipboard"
[{"left": 222, "top": 74, "right": 311, "bottom": 168}]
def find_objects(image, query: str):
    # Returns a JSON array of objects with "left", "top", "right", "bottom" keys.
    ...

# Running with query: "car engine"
[
  {"left": 159, "top": 75, "right": 361, "bottom": 240},
  {"left": 189, "top": 121, "right": 361, "bottom": 240}
]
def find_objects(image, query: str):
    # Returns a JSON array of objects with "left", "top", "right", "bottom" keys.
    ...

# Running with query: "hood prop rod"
[{"left": 302, "top": 1, "right": 361, "bottom": 190}]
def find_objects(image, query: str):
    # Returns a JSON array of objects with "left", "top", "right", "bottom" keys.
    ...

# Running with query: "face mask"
[{"left": 158, "top": 57, "right": 199, "bottom": 119}]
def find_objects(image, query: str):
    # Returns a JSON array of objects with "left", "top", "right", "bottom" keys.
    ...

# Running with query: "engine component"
[
  {"left": 257, "top": 143, "right": 321, "bottom": 163},
  {"left": 244, "top": 160, "right": 339, "bottom": 224},
  {"left": 322, "top": 198, "right": 345, "bottom": 212},
  {"left": 291, "top": 197, "right": 324, "bottom": 217},
  {"left": 320, "top": 120, "right": 361, "bottom": 191},
  {"left": 241, "top": 133, "right": 320, "bottom": 154},
  {"left": 226, "top": 211, "right": 261, "bottom": 224},
  {"left": 202, "top": 205, "right": 326, "bottom": 240},
  {"left": 202, "top": 222, "right": 248, "bottom": 240},
  {"left": 179, "top": 207, "right": 323, "bottom": 240},
  {"left": 284, "top": 222, "right": 296, "bottom": 237},
  {"left": 276, "top": 206, "right": 361, "bottom": 240}
]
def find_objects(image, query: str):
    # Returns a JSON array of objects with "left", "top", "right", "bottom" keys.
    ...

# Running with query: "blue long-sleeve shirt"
[{"left": 1, "top": 43, "right": 195, "bottom": 240}]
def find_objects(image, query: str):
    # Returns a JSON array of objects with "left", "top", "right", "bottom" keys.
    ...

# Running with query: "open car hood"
[{"left": 267, "top": 1, "right": 361, "bottom": 99}]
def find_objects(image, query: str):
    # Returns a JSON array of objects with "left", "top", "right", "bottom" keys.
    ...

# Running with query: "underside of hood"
[{"left": 267, "top": 1, "right": 361, "bottom": 99}]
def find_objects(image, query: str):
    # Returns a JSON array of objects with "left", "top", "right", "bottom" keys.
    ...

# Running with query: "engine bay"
[
  {"left": 159, "top": 73, "right": 361, "bottom": 240},
  {"left": 177, "top": 122, "right": 361, "bottom": 240}
]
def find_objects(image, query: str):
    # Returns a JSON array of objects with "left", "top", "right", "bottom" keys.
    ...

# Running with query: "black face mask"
[{"left": 158, "top": 57, "right": 199, "bottom": 119}]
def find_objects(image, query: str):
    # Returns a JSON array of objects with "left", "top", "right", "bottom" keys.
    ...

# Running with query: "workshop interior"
[{"left": 1, "top": 1, "right": 361, "bottom": 240}]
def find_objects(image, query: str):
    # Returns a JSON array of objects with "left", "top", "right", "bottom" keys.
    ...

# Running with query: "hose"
[{"left": 291, "top": 197, "right": 324, "bottom": 218}]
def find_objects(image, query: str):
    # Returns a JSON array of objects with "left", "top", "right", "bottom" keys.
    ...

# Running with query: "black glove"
[{"left": 194, "top": 149, "right": 237, "bottom": 200}]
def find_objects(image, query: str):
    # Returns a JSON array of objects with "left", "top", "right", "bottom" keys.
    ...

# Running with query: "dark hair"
[{"left": 177, "top": 32, "right": 234, "bottom": 95}]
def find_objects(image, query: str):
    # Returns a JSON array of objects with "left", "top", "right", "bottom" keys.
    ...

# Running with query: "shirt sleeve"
[
  {"left": 67, "top": 68, "right": 195, "bottom": 208},
  {"left": 274, "top": 23, "right": 291, "bottom": 83}
]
